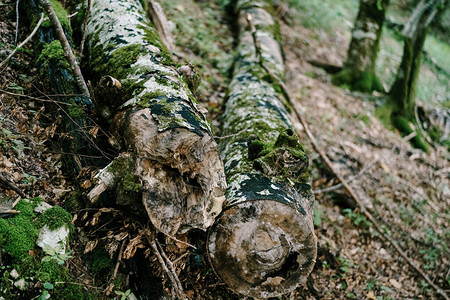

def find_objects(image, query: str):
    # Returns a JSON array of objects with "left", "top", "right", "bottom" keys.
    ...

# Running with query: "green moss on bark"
[
  {"left": 392, "top": 115, "right": 429, "bottom": 152},
  {"left": 332, "top": 69, "right": 384, "bottom": 93},
  {"left": 108, "top": 156, "right": 142, "bottom": 194},
  {"left": 37, "top": 40, "right": 70, "bottom": 70},
  {"left": 99, "top": 44, "right": 145, "bottom": 79}
]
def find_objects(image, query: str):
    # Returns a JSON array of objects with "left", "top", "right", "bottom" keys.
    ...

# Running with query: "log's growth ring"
[{"left": 208, "top": 199, "right": 317, "bottom": 298}]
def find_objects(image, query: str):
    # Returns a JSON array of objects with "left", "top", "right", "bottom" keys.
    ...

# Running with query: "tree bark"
[
  {"left": 85, "top": 0, "right": 226, "bottom": 235},
  {"left": 332, "top": 0, "right": 389, "bottom": 92},
  {"left": 23, "top": 0, "right": 102, "bottom": 175},
  {"left": 207, "top": 1, "right": 317, "bottom": 298},
  {"left": 389, "top": 0, "right": 444, "bottom": 151}
]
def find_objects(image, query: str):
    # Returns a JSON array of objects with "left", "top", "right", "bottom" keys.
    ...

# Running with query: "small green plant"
[
  {"left": 115, "top": 289, "right": 135, "bottom": 300},
  {"left": 39, "top": 282, "right": 54, "bottom": 300},
  {"left": 22, "top": 172, "right": 37, "bottom": 185},
  {"left": 337, "top": 255, "right": 354, "bottom": 274},
  {"left": 42, "top": 244, "right": 73, "bottom": 265},
  {"left": 7, "top": 82, "right": 24, "bottom": 94},
  {"left": 343, "top": 208, "right": 372, "bottom": 229},
  {"left": 366, "top": 279, "right": 377, "bottom": 291}
]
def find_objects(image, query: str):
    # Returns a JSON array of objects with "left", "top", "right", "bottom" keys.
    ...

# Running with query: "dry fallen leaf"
[
  {"left": 84, "top": 240, "right": 98, "bottom": 254},
  {"left": 389, "top": 278, "right": 402, "bottom": 289},
  {"left": 366, "top": 290, "right": 376, "bottom": 300}
]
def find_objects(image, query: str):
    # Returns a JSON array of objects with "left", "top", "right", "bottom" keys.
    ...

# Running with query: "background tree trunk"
[
  {"left": 332, "top": 0, "right": 389, "bottom": 92},
  {"left": 207, "top": 1, "right": 317, "bottom": 298},
  {"left": 389, "top": 0, "right": 444, "bottom": 151},
  {"left": 84, "top": 0, "right": 226, "bottom": 235}
]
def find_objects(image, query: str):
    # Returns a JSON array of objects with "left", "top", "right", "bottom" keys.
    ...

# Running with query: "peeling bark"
[
  {"left": 85, "top": 0, "right": 226, "bottom": 235},
  {"left": 332, "top": 0, "right": 389, "bottom": 92},
  {"left": 207, "top": 1, "right": 317, "bottom": 298}
]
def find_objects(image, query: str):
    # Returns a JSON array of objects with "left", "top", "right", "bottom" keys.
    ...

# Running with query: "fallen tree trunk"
[
  {"left": 85, "top": 0, "right": 226, "bottom": 235},
  {"left": 207, "top": 1, "right": 317, "bottom": 298},
  {"left": 23, "top": 0, "right": 103, "bottom": 175}
]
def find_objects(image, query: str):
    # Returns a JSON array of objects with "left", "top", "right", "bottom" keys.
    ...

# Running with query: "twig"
[
  {"left": 0, "top": 210, "right": 20, "bottom": 214},
  {"left": 155, "top": 240, "right": 184, "bottom": 292},
  {"left": 79, "top": 0, "right": 91, "bottom": 56},
  {"left": 246, "top": 13, "right": 449, "bottom": 300},
  {"left": 0, "top": 88, "right": 74, "bottom": 105},
  {"left": 314, "top": 158, "right": 379, "bottom": 194},
  {"left": 40, "top": 0, "right": 90, "bottom": 98},
  {"left": 161, "top": 231, "right": 197, "bottom": 250},
  {"left": 0, "top": 13, "right": 44, "bottom": 71},
  {"left": 172, "top": 251, "right": 189, "bottom": 265},
  {"left": 0, "top": 174, "right": 25, "bottom": 197},
  {"left": 0, "top": 2, "right": 16, "bottom": 6},
  {"left": 14, "top": 0, "right": 19, "bottom": 44},
  {"left": 112, "top": 239, "right": 126, "bottom": 280},
  {"left": 147, "top": 236, "right": 187, "bottom": 300},
  {"left": 11, "top": 196, "right": 21, "bottom": 208}
]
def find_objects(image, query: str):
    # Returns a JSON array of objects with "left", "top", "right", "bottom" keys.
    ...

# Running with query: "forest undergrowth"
[{"left": 0, "top": 0, "right": 448, "bottom": 299}]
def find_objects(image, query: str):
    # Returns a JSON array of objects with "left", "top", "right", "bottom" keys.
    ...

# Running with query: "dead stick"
[
  {"left": 0, "top": 174, "right": 25, "bottom": 197},
  {"left": 155, "top": 240, "right": 184, "bottom": 291},
  {"left": 0, "top": 13, "right": 44, "bottom": 71},
  {"left": 40, "top": 0, "right": 90, "bottom": 98},
  {"left": 161, "top": 231, "right": 197, "bottom": 250},
  {"left": 247, "top": 15, "right": 448, "bottom": 300},
  {"left": 147, "top": 237, "right": 187, "bottom": 300},
  {"left": 112, "top": 239, "right": 126, "bottom": 280},
  {"left": 14, "top": 0, "right": 19, "bottom": 44},
  {"left": 0, "top": 88, "right": 75, "bottom": 105},
  {"left": 11, "top": 196, "right": 21, "bottom": 208},
  {"left": 314, "top": 158, "right": 379, "bottom": 194}
]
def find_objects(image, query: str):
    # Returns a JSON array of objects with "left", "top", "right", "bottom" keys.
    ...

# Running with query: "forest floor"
[{"left": 0, "top": 0, "right": 449, "bottom": 299}]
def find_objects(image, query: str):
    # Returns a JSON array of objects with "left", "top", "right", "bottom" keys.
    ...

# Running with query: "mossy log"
[
  {"left": 207, "top": 1, "right": 317, "bottom": 298},
  {"left": 23, "top": 0, "right": 101, "bottom": 175},
  {"left": 84, "top": 0, "right": 226, "bottom": 235},
  {"left": 332, "top": 0, "right": 389, "bottom": 93}
]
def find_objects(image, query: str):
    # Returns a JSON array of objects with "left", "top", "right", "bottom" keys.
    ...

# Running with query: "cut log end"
[{"left": 207, "top": 199, "right": 317, "bottom": 298}]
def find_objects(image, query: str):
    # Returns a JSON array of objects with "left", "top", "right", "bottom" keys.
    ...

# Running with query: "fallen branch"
[
  {"left": 145, "top": 0, "right": 174, "bottom": 51},
  {"left": 40, "top": 0, "right": 90, "bottom": 98},
  {"left": 161, "top": 232, "right": 197, "bottom": 250},
  {"left": 112, "top": 239, "right": 126, "bottom": 280},
  {"left": 0, "top": 88, "right": 74, "bottom": 105},
  {"left": 313, "top": 158, "right": 379, "bottom": 194},
  {"left": 14, "top": 0, "right": 19, "bottom": 44},
  {"left": 0, "top": 13, "right": 44, "bottom": 71},
  {"left": 0, "top": 174, "right": 25, "bottom": 198},
  {"left": 147, "top": 237, "right": 187, "bottom": 300}
]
